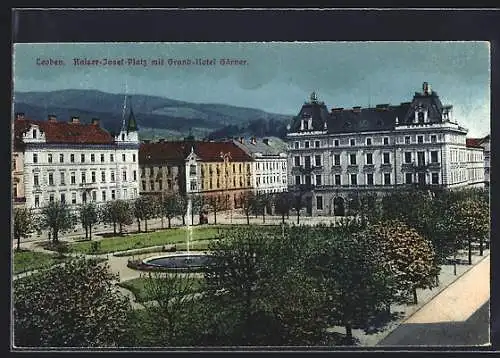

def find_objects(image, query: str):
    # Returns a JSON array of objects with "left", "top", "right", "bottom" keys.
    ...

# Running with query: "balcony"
[
  {"left": 362, "top": 164, "right": 375, "bottom": 172},
  {"left": 346, "top": 165, "right": 359, "bottom": 173},
  {"left": 380, "top": 163, "right": 392, "bottom": 171},
  {"left": 331, "top": 165, "right": 342, "bottom": 173}
]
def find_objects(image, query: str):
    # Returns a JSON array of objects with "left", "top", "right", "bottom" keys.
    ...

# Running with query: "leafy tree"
[
  {"left": 306, "top": 225, "right": 398, "bottom": 344},
  {"left": 239, "top": 191, "right": 256, "bottom": 225},
  {"left": 190, "top": 194, "right": 205, "bottom": 225},
  {"left": 162, "top": 193, "right": 179, "bottom": 228},
  {"left": 207, "top": 194, "right": 226, "bottom": 225},
  {"left": 273, "top": 192, "right": 292, "bottom": 224},
  {"left": 101, "top": 200, "right": 133, "bottom": 235},
  {"left": 133, "top": 196, "right": 157, "bottom": 233},
  {"left": 13, "top": 257, "right": 131, "bottom": 347},
  {"left": 291, "top": 190, "right": 306, "bottom": 225},
  {"left": 79, "top": 203, "right": 99, "bottom": 240},
  {"left": 358, "top": 191, "right": 381, "bottom": 225},
  {"left": 176, "top": 194, "right": 188, "bottom": 226},
  {"left": 14, "top": 207, "right": 36, "bottom": 251},
  {"left": 362, "top": 220, "right": 439, "bottom": 305},
  {"left": 346, "top": 191, "right": 361, "bottom": 216},
  {"left": 40, "top": 201, "right": 76, "bottom": 243},
  {"left": 253, "top": 192, "right": 271, "bottom": 223},
  {"left": 450, "top": 197, "right": 489, "bottom": 264}
]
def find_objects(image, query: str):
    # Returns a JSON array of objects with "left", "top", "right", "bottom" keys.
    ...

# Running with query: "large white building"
[
  {"left": 13, "top": 110, "right": 140, "bottom": 211},
  {"left": 286, "top": 83, "right": 485, "bottom": 216},
  {"left": 233, "top": 137, "right": 288, "bottom": 194}
]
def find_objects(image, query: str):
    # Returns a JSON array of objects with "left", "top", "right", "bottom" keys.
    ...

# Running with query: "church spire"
[{"left": 126, "top": 100, "right": 138, "bottom": 134}]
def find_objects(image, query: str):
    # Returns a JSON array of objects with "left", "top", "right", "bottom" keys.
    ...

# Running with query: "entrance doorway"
[{"left": 333, "top": 197, "right": 345, "bottom": 216}]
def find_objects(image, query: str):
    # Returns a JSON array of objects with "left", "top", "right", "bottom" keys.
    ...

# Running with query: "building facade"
[
  {"left": 138, "top": 139, "right": 254, "bottom": 209},
  {"left": 13, "top": 111, "right": 140, "bottom": 211},
  {"left": 286, "top": 83, "right": 485, "bottom": 216},
  {"left": 233, "top": 137, "right": 288, "bottom": 194}
]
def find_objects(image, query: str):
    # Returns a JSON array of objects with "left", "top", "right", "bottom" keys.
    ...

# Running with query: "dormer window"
[
  {"left": 418, "top": 112, "right": 425, "bottom": 123},
  {"left": 307, "top": 117, "right": 313, "bottom": 130},
  {"left": 121, "top": 133, "right": 125, "bottom": 141},
  {"left": 33, "top": 129, "right": 37, "bottom": 139}
]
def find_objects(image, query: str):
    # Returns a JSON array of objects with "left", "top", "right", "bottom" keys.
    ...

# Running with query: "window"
[
  {"left": 350, "top": 174, "right": 357, "bottom": 186},
  {"left": 316, "top": 196, "right": 323, "bottom": 210},
  {"left": 366, "top": 173, "right": 374, "bottom": 185},
  {"left": 334, "top": 139, "right": 339, "bottom": 147},
  {"left": 335, "top": 174, "right": 341, "bottom": 185},
  {"left": 417, "top": 135, "right": 424, "bottom": 144},
  {"left": 34, "top": 174, "right": 39, "bottom": 186},
  {"left": 305, "top": 141, "right": 310, "bottom": 149},
  {"left": 405, "top": 136, "right": 411, "bottom": 144},
  {"left": 349, "top": 154, "right": 357, "bottom": 165},
  {"left": 316, "top": 175, "right": 322, "bottom": 186},
  {"left": 332, "top": 154, "right": 340, "bottom": 166},
  {"left": 48, "top": 154, "right": 53, "bottom": 163},
  {"left": 383, "top": 152, "right": 390, "bottom": 164},
  {"left": 123, "top": 189, "right": 127, "bottom": 199},
  {"left": 92, "top": 191, "right": 97, "bottom": 202},
  {"left": 91, "top": 172, "right": 96, "bottom": 183},
  {"left": 122, "top": 171, "right": 127, "bottom": 181},
  {"left": 81, "top": 172, "right": 86, "bottom": 183},
  {"left": 404, "top": 152, "right": 412, "bottom": 164},
  {"left": 33, "top": 153, "right": 38, "bottom": 163},
  {"left": 350, "top": 138, "right": 355, "bottom": 146},
  {"left": 49, "top": 194, "right": 54, "bottom": 203},
  {"left": 60, "top": 154, "right": 64, "bottom": 163},
  {"left": 417, "top": 151, "right": 425, "bottom": 166},
  {"left": 159, "top": 180, "right": 163, "bottom": 190},
  {"left": 33, "top": 129, "right": 37, "bottom": 139},
  {"left": 431, "top": 135, "right": 437, "bottom": 143},
  {"left": 432, "top": 173, "right": 439, "bottom": 184},
  {"left": 71, "top": 172, "right": 76, "bottom": 184},
  {"left": 190, "top": 164, "right": 197, "bottom": 175},
  {"left": 70, "top": 154, "right": 75, "bottom": 163},
  {"left": 365, "top": 153, "right": 373, "bottom": 165},
  {"left": 294, "top": 141, "right": 299, "bottom": 149},
  {"left": 34, "top": 195, "right": 40, "bottom": 207},
  {"left": 190, "top": 181, "right": 197, "bottom": 191},
  {"left": 111, "top": 171, "right": 115, "bottom": 182},
  {"left": 101, "top": 154, "right": 105, "bottom": 162},
  {"left": 110, "top": 154, "right": 114, "bottom": 162},
  {"left": 102, "top": 191, "right": 107, "bottom": 201},
  {"left": 294, "top": 156, "right": 300, "bottom": 166},
  {"left": 101, "top": 171, "right": 106, "bottom": 182},
  {"left": 383, "top": 137, "right": 389, "bottom": 145},
  {"left": 111, "top": 190, "right": 116, "bottom": 200},
  {"left": 133, "top": 170, "right": 137, "bottom": 181},
  {"left": 295, "top": 175, "right": 301, "bottom": 185},
  {"left": 60, "top": 172, "right": 65, "bottom": 185},
  {"left": 81, "top": 154, "right": 85, "bottom": 163},
  {"left": 142, "top": 181, "right": 146, "bottom": 191},
  {"left": 71, "top": 192, "right": 77, "bottom": 204},
  {"left": 90, "top": 154, "right": 95, "bottom": 163},
  {"left": 122, "top": 134, "right": 125, "bottom": 141},
  {"left": 418, "top": 112, "right": 424, "bottom": 123},
  {"left": 366, "top": 137, "right": 372, "bottom": 146},
  {"left": 122, "top": 154, "right": 126, "bottom": 162},
  {"left": 405, "top": 173, "right": 413, "bottom": 184},
  {"left": 133, "top": 154, "right": 136, "bottom": 162},
  {"left": 315, "top": 140, "right": 320, "bottom": 148},
  {"left": 315, "top": 155, "right": 321, "bottom": 167},
  {"left": 384, "top": 173, "right": 391, "bottom": 185},
  {"left": 431, "top": 151, "right": 438, "bottom": 163}
]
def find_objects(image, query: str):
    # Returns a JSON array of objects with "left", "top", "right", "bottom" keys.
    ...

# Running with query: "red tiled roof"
[
  {"left": 14, "top": 118, "right": 114, "bottom": 145},
  {"left": 466, "top": 138, "right": 483, "bottom": 148},
  {"left": 139, "top": 140, "right": 253, "bottom": 164}
]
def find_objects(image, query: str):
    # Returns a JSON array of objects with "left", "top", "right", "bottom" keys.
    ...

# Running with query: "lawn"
[
  {"left": 69, "top": 227, "right": 220, "bottom": 254},
  {"left": 118, "top": 276, "right": 205, "bottom": 303},
  {"left": 13, "top": 249, "right": 67, "bottom": 274}
]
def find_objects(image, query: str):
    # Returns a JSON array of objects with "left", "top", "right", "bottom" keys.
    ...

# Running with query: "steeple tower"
[{"left": 116, "top": 94, "right": 139, "bottom": 145}]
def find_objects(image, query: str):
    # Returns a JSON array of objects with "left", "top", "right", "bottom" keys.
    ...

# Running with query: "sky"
[{"left": 13, "top": 42, "right": 490, "bottom": 137}]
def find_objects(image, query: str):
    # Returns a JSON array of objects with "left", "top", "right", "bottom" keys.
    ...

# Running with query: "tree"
[
  {"left": 274, "top": 192, "right": 292, "bottom": 224},
  {"left": 346, "top": 191, "right": 361, "bottom": 217},
  {"left": 291, "top": 191, "right": 306, "bottom": 225},
  {"left": 13, "top": 208, "right": 36, "bottom": 251},
  {"left": 101, "top": 200, "right": 133, "bottom": 235},
  {"left": 13, "top": 257, "right": 131, "bottom": 347},
  {"left": 450, "top": 197, "right": 489, "bottom": 264},
  {"left": 133, "top": 196, "right": 157, "bottom": 233},
  {"left": 190, "top": 194, "right": 204, "bottom": 226},
  {"left": 79, "top": 203, "right": 99, "bottom": 240},
  {"left": 176, "top": 194, "right": 188, "bottom": 226},
  {"left": 253, "top": 192, "right": 270, "bottom": 224},
  {"left": 207, "top": 194, "right": 225, "bottom": 225},
  {"left": 362, "top": 220, "right": 439, "bottom": 305},
  {"left": 306, "top": 225, "right": 398, "bottom": 344},
  {"left": 39, "top": 201, "right": 76, "bottom": 243},
  {"left": 240, "top": 191, "right": 256, "bottom": 225},
  {"left": 162, "top": 193, "right": 178, "bottom": 229}
]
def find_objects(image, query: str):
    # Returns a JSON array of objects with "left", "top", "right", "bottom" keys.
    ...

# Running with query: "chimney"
[
  {"left": 251, "top": 137, "right": 256, "bottom": 145},
  {"left": 423, "top": 82, "right": 430, "bottom": 95},
  {"left": 239, "top": 136, "right": 244, "bottom": 144},
  {"left": 158, "top": 138, "right": 165, "bottom": 143},
  {"left": 352, "top": 106, "right": 362, "bottom": 113},
  {"left": 263, "top": 138, "right": 269, "bottom": 145},
  {"left": 48, "top": 114, "right": 57, "bottom": 122},
  {"left": 70, "top": 116, "right": 80, "bottom": 124},
  {"left": 91, "top": 118, "right": 100, "bottom": 126},
  {"left": 15, "top": 112, "right": 25, "bottom": 120}
]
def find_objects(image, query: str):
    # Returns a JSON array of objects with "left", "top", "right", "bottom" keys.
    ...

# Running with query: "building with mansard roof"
[
  {"left": 12, "top": 103, "right": 140, "bottom": 211},
  {"left": 286, "top": 83, "right": 486, "bottom": 216}
]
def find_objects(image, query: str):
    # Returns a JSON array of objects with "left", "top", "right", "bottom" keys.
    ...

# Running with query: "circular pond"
[{"left": 129, "top": 254, "right": 214, "bottom": 272}]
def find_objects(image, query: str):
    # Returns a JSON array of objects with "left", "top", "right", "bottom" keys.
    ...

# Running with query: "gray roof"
[
  {"left": 233, "top": 137, "right": 287, "bottom": 157},
  {"left": 287, "top": 84, "right": 452, "bottom": 135}
]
